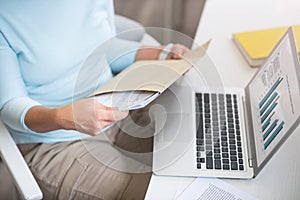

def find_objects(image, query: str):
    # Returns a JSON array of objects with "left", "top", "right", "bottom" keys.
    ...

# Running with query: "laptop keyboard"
[{"left": 195, "top": 93, "right": 245, "bottom": 171}]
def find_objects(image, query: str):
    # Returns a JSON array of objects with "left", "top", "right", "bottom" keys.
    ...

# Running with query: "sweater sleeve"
[
  {"left": 0, "top": 31, "right": 40, "bottom": 132},
  {"left": 105, "top": 37, "right": 141, "bottom": 74}
]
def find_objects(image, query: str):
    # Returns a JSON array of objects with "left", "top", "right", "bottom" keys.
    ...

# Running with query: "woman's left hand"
[
  {"left": 166, "top": 44, "right": 190, "bottom": 60},
  {"left": 135, "top": 44, "right": 189, "bottom": 61}
]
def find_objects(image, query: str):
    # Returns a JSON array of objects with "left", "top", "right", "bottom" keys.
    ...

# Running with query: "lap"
[{"left": 18, "top": 108, "right": 154, "bottom": 200}]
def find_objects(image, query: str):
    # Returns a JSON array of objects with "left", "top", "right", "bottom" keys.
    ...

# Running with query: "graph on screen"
[
  {"left": 248, "top": 33, "right": 300, "bottom": 166},
  {"left": 258, "top": 76, "right": 285, "bottom": 150}
]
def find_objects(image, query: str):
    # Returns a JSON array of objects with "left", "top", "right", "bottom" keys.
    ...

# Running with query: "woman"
[{"left": 0, "top": 0, "right": 188, "bottom": 199}]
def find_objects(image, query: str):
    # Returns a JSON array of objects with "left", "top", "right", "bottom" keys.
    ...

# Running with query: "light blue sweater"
[{"left": 0, "top": 0, "right": 140, "bottom": 144}]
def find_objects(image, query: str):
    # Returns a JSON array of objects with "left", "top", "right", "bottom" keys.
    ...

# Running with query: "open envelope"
[
  {"left": 90, "top": 41, "right": 210, "bottom": 110},
  {"left": 90, "top": 40, "right": 211, "bottom": 96}
]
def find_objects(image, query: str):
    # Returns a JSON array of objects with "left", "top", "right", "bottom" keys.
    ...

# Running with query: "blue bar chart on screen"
[
  {"left": 258, "top": 77, "right": 285, "bottom": 150},
  {"left": 248, "top": 34, "right": 300, "bottom": 166}
]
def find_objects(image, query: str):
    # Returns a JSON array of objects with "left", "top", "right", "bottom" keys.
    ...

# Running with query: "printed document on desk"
[{"left": 175, "top": 178, "right": 258, "bottom": 200}]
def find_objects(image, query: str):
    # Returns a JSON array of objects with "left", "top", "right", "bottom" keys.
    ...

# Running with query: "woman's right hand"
[
  {"left": 56, "top": 98, "right": 129, "bottom": 136},
  {"left": 25, "top": 98, "right": 128, "bottom": 135}
]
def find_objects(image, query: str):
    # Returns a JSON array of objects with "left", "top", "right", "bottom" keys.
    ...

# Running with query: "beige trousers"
[{"left": 18, "top": 108, "right": 154, "bottom": 200}]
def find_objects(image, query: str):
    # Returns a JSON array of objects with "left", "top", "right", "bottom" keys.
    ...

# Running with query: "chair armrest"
[{"left": 0, "top": 120, "right": 42, "bottom": 200}]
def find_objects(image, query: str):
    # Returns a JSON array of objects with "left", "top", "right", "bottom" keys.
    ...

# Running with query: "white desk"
[{"left": 145, "top": 0, "right": 300, "bottom": 199}]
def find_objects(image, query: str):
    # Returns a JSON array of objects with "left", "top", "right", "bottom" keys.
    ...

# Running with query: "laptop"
[{"left": 153, "top": 28, "right": 300, "bottom": 179}]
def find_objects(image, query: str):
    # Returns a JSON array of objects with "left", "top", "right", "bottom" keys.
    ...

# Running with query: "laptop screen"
[{"left": 248, "top": 28, "right": 300, "bottom": 166}]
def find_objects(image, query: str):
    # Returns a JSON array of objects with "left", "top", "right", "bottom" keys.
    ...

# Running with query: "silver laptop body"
[{"left": 153, "top": 28, "right": 300, "bottom": 179}]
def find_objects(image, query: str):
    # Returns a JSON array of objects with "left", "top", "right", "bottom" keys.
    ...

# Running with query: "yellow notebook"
[{"left": 233, "top": 25, "right": 300, "bottom": 67}]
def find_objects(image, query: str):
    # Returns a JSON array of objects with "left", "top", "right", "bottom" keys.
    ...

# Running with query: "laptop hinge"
[
  {"left": 242, "top": 96, "right": 254, "bottom": 168},
  {"left": 248, "top": 159, "right": 253, "bottom": 167}
]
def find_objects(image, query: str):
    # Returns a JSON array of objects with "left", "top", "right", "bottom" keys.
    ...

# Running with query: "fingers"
[
  {"left": 167, "top": 44, "right": 190, "bottom": 60},
  {"left": 95, "top": 103, "right": 129, "bottom": 122},
  {"left": 100, "top": 120, "right": 114, "bottom": 128},
  {"left": 72, "top": 99, "right": 130, "bottom": 136}
]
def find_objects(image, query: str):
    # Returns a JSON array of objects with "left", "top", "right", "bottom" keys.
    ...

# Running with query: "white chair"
[
  {"left": 0, "top": 120, "right": 43, "bottom": 200},
  {"left": 0, "top": 15, "right": 159, "bottom": 200}
]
